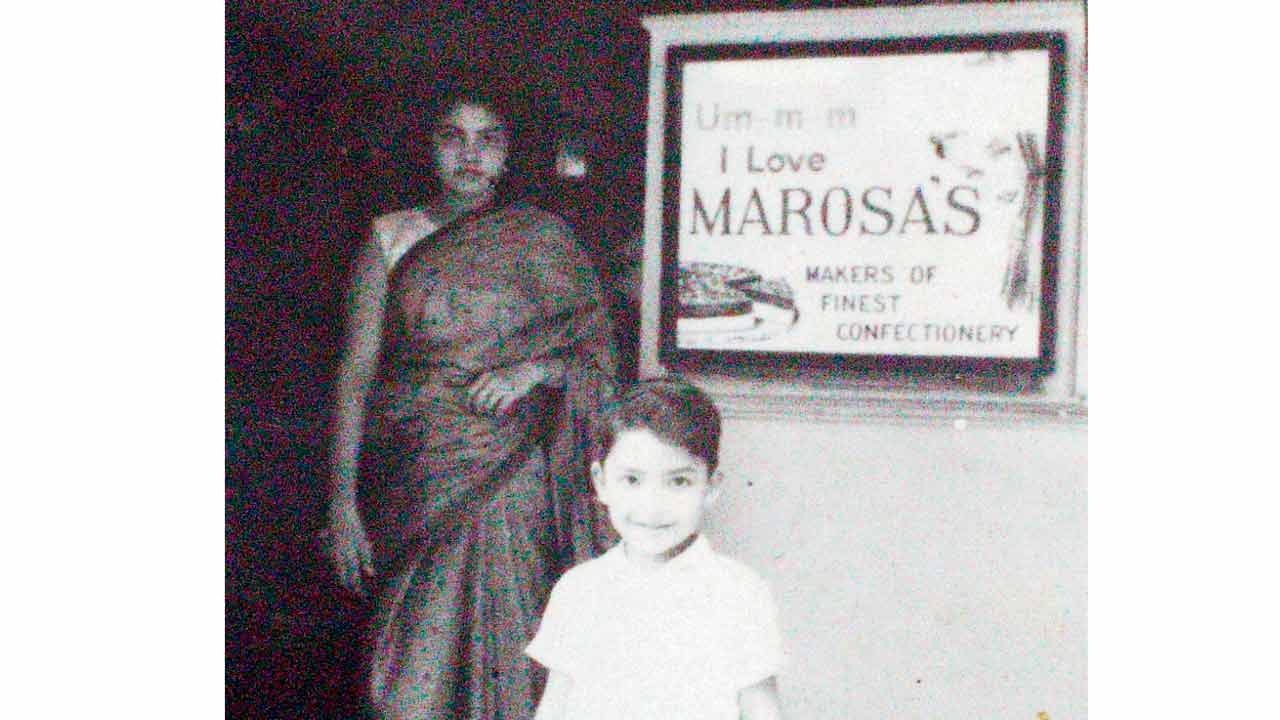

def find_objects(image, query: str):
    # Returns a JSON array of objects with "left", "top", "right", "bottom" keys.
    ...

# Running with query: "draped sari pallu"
[{"left": 357, "top": 204, "right": 616, "bottom": 720}]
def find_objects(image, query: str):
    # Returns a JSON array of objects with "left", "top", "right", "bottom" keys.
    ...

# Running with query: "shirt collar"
[
  {"left": 667, "top": 534, "right": 713, "bottom": 570},
  {"left": 603, "top": 534, "right": 714, "bottom": 577}
]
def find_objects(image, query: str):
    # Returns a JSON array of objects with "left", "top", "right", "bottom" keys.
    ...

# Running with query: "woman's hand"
[
  {"left": 465, "top": 360, "right": 561, "bottom": 416},
  {"left": 323, "top": 497, "right": 375, "bottom": 597}
]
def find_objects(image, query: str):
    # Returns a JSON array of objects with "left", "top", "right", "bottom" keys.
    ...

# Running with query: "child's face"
[{"left": 592, "top": 428, "right": 721, "bottom": 563}]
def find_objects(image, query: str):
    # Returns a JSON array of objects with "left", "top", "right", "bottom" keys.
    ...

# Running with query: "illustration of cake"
[
  {"left": 737, "top": 276, "right": 796, "bottom": 311},
  {"left": 677, "top": 262, "right": 797, "bottom": 335}
]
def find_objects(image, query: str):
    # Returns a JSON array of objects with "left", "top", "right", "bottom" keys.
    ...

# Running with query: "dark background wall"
[{"left": 225, "top": 2, "right": 958, "bottom": 717}]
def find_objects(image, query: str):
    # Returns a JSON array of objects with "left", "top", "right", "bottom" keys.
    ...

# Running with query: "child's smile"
[{"left": 592, "top": 428, "right": 721, "bottom": 565}]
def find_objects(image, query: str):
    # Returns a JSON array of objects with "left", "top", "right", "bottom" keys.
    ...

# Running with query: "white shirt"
[{"left": 526, "top": 536, "right": 783, "bottom": 720}]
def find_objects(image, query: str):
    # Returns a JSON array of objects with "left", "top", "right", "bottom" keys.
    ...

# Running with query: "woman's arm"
[
  {"left": 464, "top": 356, "right": 566, "bottom": 416},
  {"left": 739, "top": 676, "right": 784, "bottom": 720},
  {"left": 324, "top": 228, "right": 388, "bottom": 595},
  {"left": 329, "top": 229, "right": 386, "bottom": 498},
  {"left": 532, "top": 669, "right": 574, "bottom": 720}
]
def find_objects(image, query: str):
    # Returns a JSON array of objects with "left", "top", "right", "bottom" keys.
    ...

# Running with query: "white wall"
[{"left": 704, "top": 416, "right": 1086, "bottom": 719}]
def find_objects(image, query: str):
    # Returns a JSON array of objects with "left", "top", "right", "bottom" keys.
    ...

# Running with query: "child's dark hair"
[{"left": 597, "top": 376, "right": 722, "bottom": 471}]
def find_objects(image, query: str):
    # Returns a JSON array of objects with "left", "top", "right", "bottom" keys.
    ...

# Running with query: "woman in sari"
[{"left": 324, "top": 82, "right": 616, "bottom": 720}]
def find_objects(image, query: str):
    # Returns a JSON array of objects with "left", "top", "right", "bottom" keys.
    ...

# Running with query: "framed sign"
[{"left": 658, "top": 32, "right": 1067, "bottom": 374}]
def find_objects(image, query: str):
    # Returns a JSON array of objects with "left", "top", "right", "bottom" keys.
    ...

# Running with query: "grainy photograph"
[{"left": 226, "top": 2, "right": 1087, "bottom": 718}]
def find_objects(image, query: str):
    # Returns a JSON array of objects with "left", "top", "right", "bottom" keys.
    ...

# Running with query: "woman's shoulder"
[
  {"left": 370, "top": 207, "right": 440, "bottom": 261},
  {"left": 371, "top": 208, "right": 425, "bottom": 237}
]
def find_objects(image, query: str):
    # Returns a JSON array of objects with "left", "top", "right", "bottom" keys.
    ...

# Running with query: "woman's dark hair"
[
  {"left": 596, "top": 376, "right": 723, "bottom": 471},
  {"left": 397, "top": 70, "right": 551, "bottom": 206}
]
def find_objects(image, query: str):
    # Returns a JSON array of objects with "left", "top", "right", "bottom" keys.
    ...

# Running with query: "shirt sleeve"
[
  {"left": 525, "top": 573, "right": 581, "bottom": 677},
  {"left": 730, "top": 574, "right": 786, "bottom": 690}
]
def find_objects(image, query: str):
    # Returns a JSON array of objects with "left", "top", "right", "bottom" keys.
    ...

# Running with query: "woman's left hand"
[{"left": 465, "top": 362, "right": 547, "bottom": 416}]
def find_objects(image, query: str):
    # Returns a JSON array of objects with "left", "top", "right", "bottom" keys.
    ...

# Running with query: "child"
[{"left": 526, "top": 377, "right": 785, "bottom": 720}]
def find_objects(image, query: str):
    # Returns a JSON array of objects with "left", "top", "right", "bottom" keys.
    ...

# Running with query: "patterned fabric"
[{"left": 357, "top": 202, "right": 616, "bottom": 719}]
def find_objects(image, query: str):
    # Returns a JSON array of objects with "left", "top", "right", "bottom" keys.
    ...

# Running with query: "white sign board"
[{"left": 660, "top": 34, "right": 1065, "bottom": 371}]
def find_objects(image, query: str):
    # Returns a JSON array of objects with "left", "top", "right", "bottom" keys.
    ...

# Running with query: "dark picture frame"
[{"left": 657, "top": 32, "right": 1068, "bottom": 378}]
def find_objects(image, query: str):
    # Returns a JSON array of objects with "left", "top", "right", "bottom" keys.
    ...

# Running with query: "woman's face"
[{"left": 431, "top": 101, "right": 510, "bottom": 200}]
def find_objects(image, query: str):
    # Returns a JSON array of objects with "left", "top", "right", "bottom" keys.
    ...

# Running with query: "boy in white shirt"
[{"left": 526, "top": 377, "right": 785, "bottom": 720}]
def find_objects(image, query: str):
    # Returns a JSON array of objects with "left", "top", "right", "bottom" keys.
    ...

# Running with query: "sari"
[{"left": 357, "top": 202, "right": 616, "bottom": 719}]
